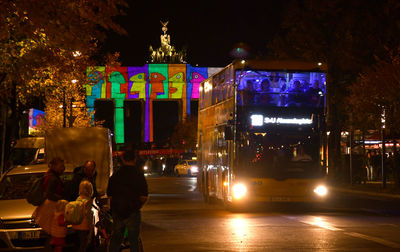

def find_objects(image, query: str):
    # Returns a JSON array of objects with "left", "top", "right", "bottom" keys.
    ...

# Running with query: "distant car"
[
  {"left": 142, "top": 159, "right": 152, "bottom": 175},
  {"left": 174, "top": 160, "right": 198, "bottom": 176},
  {"left": 0, "top": 163, "right": 75, "bottom": 250}
]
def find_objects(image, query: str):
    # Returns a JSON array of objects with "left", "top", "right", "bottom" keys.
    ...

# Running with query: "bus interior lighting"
[
  {"left": 204, "top": 81, "right": 212, "bottom": 92},
  {"left": 254, "top": 132, "right": 266, "bottom": 137}
]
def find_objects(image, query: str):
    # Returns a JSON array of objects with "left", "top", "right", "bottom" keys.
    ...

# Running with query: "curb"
[{"left": 330, "top": 186, "right": 400, "bottom": 199}]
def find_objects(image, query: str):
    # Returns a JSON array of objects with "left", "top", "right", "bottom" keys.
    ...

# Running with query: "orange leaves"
[
  {"left": 0, "top": 0, "right": 127, "bottom": 106},
  {"left": 346, "top": 48, "right": 400, "bottom": 132}
]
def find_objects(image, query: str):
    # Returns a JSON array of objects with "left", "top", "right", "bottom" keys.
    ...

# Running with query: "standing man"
[
  {"left": 67, "top": 160, "right": 97, "bottom": 201},
  {"left": 107, "top": 149, "right": 148, "bottom": 252}
]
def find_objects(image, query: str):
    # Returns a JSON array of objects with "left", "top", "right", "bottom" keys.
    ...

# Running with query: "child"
[
  {"left": 72, "top": 180, "right": 94, "bottom": 252},
  {"left": 50, "top": 199, "right": 68, "bottom": 252}
]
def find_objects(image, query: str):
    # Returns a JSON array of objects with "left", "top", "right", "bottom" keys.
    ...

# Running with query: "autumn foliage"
[
  {"left": 0, "top": 0, "right": 127, "bottom": 130},
  {"left": 347, "top": 48, "right": 400, "bottom": 137}
]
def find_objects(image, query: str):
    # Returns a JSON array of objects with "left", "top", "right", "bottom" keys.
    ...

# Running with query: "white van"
[{"left": 7, "top": 137, "right": 45, "bottom": 169}]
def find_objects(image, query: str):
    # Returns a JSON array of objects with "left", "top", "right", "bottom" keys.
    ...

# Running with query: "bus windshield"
[
  {"left": 237, "top": 131, "right": 324, "bottom": 179},
  {"left": 236, "top": 70, "right": 326, "bottom": 108}
]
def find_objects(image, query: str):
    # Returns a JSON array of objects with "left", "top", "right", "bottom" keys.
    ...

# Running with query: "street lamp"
[
  {"left": 72, "top": 51, "right": 81, "bottom": 57},
  {"left": 60, "top": 80, "right": 78, "bottom": 128}
]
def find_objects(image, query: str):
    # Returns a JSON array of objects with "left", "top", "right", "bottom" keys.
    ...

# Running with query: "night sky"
[
  {"left": 99, "top": 0, "right": 287, "bottom": 145},
  {"left": 102, "top": 0, "right": 287, "bottom": 67}
]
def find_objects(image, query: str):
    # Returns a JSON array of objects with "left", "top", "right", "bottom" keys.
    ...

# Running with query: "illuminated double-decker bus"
[{"left": 197, "top": 60, "right": 328, "bottom": 209}]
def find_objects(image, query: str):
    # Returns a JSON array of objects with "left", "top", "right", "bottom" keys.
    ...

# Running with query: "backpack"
[
  {"left": 64, "top": 198, "right": 88, "bottom": 225},
  {"left": 26, "top": 176, "right": 46, "bottom": 206}
]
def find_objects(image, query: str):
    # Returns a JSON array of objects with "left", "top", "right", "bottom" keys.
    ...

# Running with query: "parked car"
[
  {"left": 174, "top": 160, "right": 198, "bottom": 176},
  {"left": 0, "top": 163, "right": 74, "bottom": 250}
]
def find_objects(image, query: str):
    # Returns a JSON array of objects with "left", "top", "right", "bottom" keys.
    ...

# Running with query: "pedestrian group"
[{"left": 31, "top": 147, "right": 148, "bottom": 252}]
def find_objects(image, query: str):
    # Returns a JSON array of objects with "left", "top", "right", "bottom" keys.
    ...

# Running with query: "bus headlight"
[
  {"left": 232, "top": 183, "right": 247, "bottom": 200},
  {"left": 190, "top": 166, "right": 199, "bottom": 173},
  {"left": 143, "top": 165, "right": 148, "bottom": 171},
  {"left": 313, "top": 185, "right": 328, "bottom": 197}
]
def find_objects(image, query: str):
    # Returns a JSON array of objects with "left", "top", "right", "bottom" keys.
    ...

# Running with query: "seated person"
[
  {"left": 256, "top": 79, "right": 275, "bottom": 105},
  {"left": 269, "top": 72, "right": 281, "bottom": 89},
  {"left": 306, "top": 80, "right": 324, "bottom": 107},
  {"left": 287, "top": 80, "right": 307, "bottom": 107},
  {"left": 238, "top": 80, "right": 256, "bottom": 105}
]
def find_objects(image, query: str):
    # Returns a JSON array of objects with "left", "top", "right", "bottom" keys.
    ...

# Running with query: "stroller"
[
  {"left": 93, "top": 204, "right": 144, "bottom": 251},
  {"left": 94, "top": 204, "right": 113, "bottom": 249}
]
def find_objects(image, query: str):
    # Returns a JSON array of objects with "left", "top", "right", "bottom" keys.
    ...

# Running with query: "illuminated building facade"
[
  {"left": 28, "top": 109, "right": 45, "bottom": 135},
  {"left": 84, "top": 22, "right": 221, "bottom": 144},
  {"left": 84, "top": 65, "right": 221, "bottom": 144}
]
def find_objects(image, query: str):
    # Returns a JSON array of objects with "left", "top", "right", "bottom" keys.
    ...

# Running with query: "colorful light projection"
[
  {"left": 85, "top": 64, "right": 220, "bottom": 144},
  {"left": 28, "top": 108, "right": 45, "bottom": 135}
]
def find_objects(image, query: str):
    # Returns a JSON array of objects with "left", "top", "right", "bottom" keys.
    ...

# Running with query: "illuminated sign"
[
  {"left": 251, "top": 114, "right": 313, "bottom": 126},
  {"left": 250, "top": 115, "right": 263, "bottom": 126}
]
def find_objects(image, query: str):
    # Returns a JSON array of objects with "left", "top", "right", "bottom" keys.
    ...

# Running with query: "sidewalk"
[{"left": 330, "top": 181, "right": 400, "bottom": 199}]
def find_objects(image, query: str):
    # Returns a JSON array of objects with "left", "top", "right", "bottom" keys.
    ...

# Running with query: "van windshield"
[{"left": 8, "top": 148, "right": 39, "bottom": 166}]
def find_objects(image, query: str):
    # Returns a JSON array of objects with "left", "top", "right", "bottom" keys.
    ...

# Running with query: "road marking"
[
  {"left": 149, "top": 193, "right": 184, "bottom": 197},
  {"left": 286, "top": 216, "right": 400, "bottom": 248},
  {"left": 345, "top": 232, "right": 400, "bottom": 248},
  {"left": 286, "top": 216, "right": 342, "bottom": 231},
  {"left": 188, "top": 185, "right": 197, "bottom": 192}
]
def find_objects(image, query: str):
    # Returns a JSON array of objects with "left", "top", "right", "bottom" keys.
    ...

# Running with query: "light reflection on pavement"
[{"left": 120, "top": 176, "right": 400, "bottom": 252}]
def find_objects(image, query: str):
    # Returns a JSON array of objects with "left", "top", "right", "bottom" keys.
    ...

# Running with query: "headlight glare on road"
[
  {"left": 190, "top": 166, "right": 199, "bottom": 173},
  {"left": 313, "top": 185, "right": 328, "bottom": 197},
  {"left": 232, "top": 183, "right": 247, "bottom": 200}
]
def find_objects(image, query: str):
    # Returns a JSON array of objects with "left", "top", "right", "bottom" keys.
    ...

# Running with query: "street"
[{"left": 139, "top": 176, "right": 400, "bottom": 252}]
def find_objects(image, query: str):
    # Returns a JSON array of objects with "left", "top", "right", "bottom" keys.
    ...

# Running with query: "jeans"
[
  {"left": 76, "top": 230, "right": 90, "bottom": 252},
  {"left": 109, "top": 211, "right": 141, "bottom": 252}
]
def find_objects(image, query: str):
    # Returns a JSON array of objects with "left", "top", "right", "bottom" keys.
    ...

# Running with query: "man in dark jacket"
[
  {"left": 66, "top": 160, "right": 97, "bottom": 201},
  {"left": 107, "top": 149, "right": 148, "bottom": 252}
]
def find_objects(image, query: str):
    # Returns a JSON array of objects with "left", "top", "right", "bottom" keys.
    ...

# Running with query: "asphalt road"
[{"left": 136, "top": 176, "right": 400, "bottom": 252}]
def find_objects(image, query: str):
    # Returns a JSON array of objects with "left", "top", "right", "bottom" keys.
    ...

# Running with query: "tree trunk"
[
  {"left": 328, "top": 122, "right": 342, "bottom": 182},
  {"left": 5, "top": 81, "right": 20, "bottom": 164}
]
